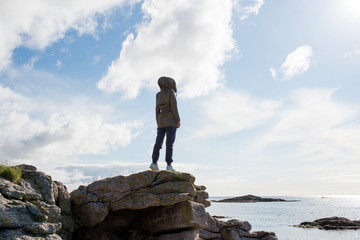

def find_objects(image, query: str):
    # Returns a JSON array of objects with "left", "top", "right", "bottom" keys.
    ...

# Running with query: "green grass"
[{"left": 0, "top": 165, "right": 22, "bottom": 183}]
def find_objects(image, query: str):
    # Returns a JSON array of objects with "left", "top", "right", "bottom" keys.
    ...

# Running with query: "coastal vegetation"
[{"left": 0, "top": 163, "right": 22, "bottom": 183}]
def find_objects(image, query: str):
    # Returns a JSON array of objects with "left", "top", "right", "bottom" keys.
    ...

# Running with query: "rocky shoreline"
[
  {"left": 212, "top": 194, "right": 298, "bottom": 203},
  {"left": 295, "top": 217, "right": 360, "bottom": 230},
  {"left": 1, "top": 165, "right": 278, "bottom": 240}
]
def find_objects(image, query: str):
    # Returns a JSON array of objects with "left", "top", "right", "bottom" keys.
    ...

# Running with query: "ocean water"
[{"left": 207, "top": 196, "right": 360, "bottom": 240}]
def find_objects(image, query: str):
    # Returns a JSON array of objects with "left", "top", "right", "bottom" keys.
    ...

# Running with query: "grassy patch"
[{"left": 0, "top": 165, "right": 22, "bottom": 183}]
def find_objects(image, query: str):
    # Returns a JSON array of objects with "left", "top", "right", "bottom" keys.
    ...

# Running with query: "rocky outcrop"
[
  {"left": 71, "top": 170, "right": 210, "bottom": 239},
  {"left": 1, "top": 166, "right": 278, "bottom": 240},
  {"left": 213, "top": 195, "right": 297, "bottom": 203},
  {"left": 296, "top": 217, "right": 360, "bottom": 230},
  {"left": 200, "top": 214, "right": 277, "bottom": 240},
  {"left": 0, "top": 165, "right": 74, "bottom": 240},
  {"left": 71, "top": 170, "right": 277, "bottom": 240}
]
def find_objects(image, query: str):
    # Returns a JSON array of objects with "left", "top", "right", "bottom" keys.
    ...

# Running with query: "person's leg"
[
  {"left": 165, "top": 126, "right": 177, "bottom": 165},
  {"left": 152, "top": 128, "right": 166, "bottom": 163}
]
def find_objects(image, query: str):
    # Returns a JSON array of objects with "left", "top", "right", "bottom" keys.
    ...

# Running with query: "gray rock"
[
  {"left": 154, "top": 230, "right": 200, "bottom": 240},
  {"left": 0, "top": 178, "right": 26, "bottom": 200},
  {"left": 205, "top": 213, "right": 220, "bottom": 233},
  {"left": 73, "top": 202, "right": 109, "bottom": 227},
  {"left": 26, "top": 201, "right": 48, "bottom": 221},
  {"left": 0, "top": 196, "right": 33, "bottom": 228},
  {"left": 54, "top": 181, "right": 72, "bottom": 215},
  {"left": 24, "top": 222, "right": 62, "bottom": 234},
  {"left": 0, "top": 229, "right": 62, "bottom": 240},
  {"left": 138, "top": 201, "right": 207, "bottom": 234},
  {"left": 221, "top": 228, "right": 242, "bottom": 240},
  {"left": 30, "top": 200, "right": 61, "bottom": 222},
  {"left": 223, "top": 219, "right": 252, "bottom": 232},
  {"left": 200, "top": 229, "right": 222, "bottom": 239},
  {"left": 296, "top": 216, "right": 360, "bottom": 230},
  {"left": 22, "top": 170, "right": 56, "bottom": 204}
]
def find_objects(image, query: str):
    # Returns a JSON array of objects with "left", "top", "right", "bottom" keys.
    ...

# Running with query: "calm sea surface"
[{"left": 207, "top": 196, "right": 360, "bottom": 240}]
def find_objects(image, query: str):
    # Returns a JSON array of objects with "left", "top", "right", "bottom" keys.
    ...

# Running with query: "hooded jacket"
[{"left": 155, "top": 77, "right": 180, "bottom": 128}]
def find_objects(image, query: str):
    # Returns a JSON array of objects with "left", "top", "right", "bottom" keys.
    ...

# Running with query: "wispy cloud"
[
  {"left": 258, "top": 88, "right": 360, "bottom": 162},
  {"left": 195, "top": 89, "right": 279, "bottom": 138},
  {"left": 0, "top": 0, "right": 140, "bottom": 72},
  {"left": 98, "top": 0, "right": 236, "bottom": 99},
  {"left": 344, "top": 50, "right": 360, "bottom": 58},
  {"left": 56, "top": 59, "right": 62, "bottom": 69},
  {"left": 40, "top": 161, "right": 210, "bottom": 191},
  {"left": 23, "top": 56, "right": 39, "bottom": 70},
  {"left": 235, "top": 0, "right": 264, "bottom": 20},
  {"left": 271, "top": 45, "right": 313, "bottom": 80}
]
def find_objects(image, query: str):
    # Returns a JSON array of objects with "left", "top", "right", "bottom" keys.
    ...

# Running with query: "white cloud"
[
  {"left": 269, "top": 67, "right": 276, "bottom": 79},
  {"left": 259, "top": 88, "right": 360, "bottom": 162},
  {"left": 271, "top": 45, "right": 313, "bottom": 80},
  {"left": 0, "top": 0, "right": 140, "bottom": 72},
  {"left": 235, "top": 0, "right": 264, "bottom": 20},
  {"left": 0, "top": 84, "right": 141, "bottom": 164},
  {"left": 195, "top": 89, "right": 279, "bottom": 138},
  {"left": 56, "top": 59, "right": 63, "bottom": 69},
  {"left": 23, "top": 56, "right": 39, "bottom": 70},
  {"left": 39, "top": 161, "right": 210, "bottom": 191},
  {"left": 98, "top": 0, "right": 236, "bottom": 99},
  {"left": 344, "top": 50, "right": 360, "bottom": 58}
]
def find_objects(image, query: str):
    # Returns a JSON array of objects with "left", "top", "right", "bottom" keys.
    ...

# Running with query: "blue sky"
[{"left": 1, "top": 0, "right": 359, "bottom": 196}]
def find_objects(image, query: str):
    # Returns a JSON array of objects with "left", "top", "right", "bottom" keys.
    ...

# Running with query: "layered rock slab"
[{"left": 71, "top": 170, "right": 210, "bottom": 239}]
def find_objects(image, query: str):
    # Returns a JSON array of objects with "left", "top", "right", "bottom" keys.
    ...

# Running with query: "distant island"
[{"left": 212, "top": 195, "right": 299, "bottom": 203}]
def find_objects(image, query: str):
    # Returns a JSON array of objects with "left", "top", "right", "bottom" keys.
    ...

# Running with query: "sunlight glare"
[{"left": 335, "top": 0, "right": 360, "bottom": 25}]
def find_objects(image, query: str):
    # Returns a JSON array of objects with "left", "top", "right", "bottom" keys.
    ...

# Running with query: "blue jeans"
[{"left": 152, "top": 126, "right": 177, "bottom": 165}]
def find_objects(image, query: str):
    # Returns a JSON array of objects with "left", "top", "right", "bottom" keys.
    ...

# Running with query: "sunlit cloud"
[
  {"left": 0, "top": 84, "right": 141, "bottom": 165},
  {"left": 98, "top": 0, "right": 236, "bottom": 99},
  {"left": 271, "top": 45, "right": 313, "bottom": 80},
  {"left": 258, "top": 88, "right": 360, "bottom": 162},
  {"left": 235, "top": 0, "right": 264, "bottom": 20},
  {"left": 195, "top": 89, "right": 279, "bottom": 138},
  {"left": 0, "top": 0, "right": 140, "bottom": 72}
]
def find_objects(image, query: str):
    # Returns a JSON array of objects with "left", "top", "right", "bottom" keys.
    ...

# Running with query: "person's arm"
[
  {"left": 169, "top": 90, "right": 180, "bottom": 127},
  {"left": 155, "top": 93, "right": 160, "bottom": 126}
]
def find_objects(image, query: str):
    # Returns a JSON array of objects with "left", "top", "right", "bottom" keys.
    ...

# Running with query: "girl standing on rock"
[{"left": 150, "top": 76, "right": 180, "bottom": 171}]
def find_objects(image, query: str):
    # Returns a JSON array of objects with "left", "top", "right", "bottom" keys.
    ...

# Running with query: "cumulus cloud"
[
  {"left": 259, "top": 88, "right": 360, "bottom": 162},
  {"left": 271, "top": 45, "right": 313, "bottom": 80},
  {"left": 235, "top": 0, "right": 264, "bottom": 20},
  {"left": 195, "top": 89, "right": 279, "bottom": 138},
  {"left": 0, "top": 84, "right": 141, "bottom": 164},
  {"left": 0, "top": 0, "right": 139, "bottom": 72},
  {"left": 98, "top": 0, "right": 236, "bottom": 99}
]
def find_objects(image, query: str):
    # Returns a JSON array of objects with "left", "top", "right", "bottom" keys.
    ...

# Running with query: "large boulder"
[{"left": 71, "top": 170, "right": 211, "bottom": 239}]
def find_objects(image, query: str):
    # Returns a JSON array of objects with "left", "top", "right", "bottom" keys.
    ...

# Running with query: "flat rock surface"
[
  {"left": 296, "top": 217, "right": 360, "bottom": 230},
  {"left": 212, "top": 194, "right": 297, "bottom": 203}
]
